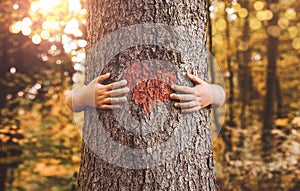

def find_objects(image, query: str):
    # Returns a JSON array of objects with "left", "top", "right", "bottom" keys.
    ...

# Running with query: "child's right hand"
[{"left": 67, "top": 73, "right": 130, "bottom": 112}]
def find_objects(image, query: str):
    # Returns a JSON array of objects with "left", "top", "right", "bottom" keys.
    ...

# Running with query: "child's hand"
[
  {"left": 67, "top": 73, "right": 130, "bottom": 112},
  {"left": 170, "top": 73, "right": 225, "bottom": 113}
]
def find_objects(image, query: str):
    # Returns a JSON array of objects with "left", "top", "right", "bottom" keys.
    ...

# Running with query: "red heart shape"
[{"left": 123, "top": 62, "right": 177, "bottom": 114}]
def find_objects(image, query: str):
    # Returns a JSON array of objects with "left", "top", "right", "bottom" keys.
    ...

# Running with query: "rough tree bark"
[{"left": 77, "top": 0, "right": 217, "bottom": 190}]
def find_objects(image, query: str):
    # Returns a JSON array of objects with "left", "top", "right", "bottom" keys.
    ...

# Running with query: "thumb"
[
  {"left": 187, "top": 73, "right": 207, "bottom": 85},
  {"left": 97, "top": 73, "right": 110, "bottom": 83}
]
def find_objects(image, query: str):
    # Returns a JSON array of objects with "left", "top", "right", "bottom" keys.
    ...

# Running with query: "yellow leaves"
[
  {"left": 34, "top": 163, "right": 70, "bottom": 177},
  {"left": 275, "top": 118, "right": 289, "bottom": 127},
  {"left": 71, "top": 155, "right": 81, "bottom": 163},
  {"left": 0, "top": 126, "right": 10, "bottom": 133},
  {"left": 292, "top": 117, "right": 300, "bottom": 127}
]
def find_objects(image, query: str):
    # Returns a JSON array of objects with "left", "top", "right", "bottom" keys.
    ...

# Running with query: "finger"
[
  {"left": 170, "top": 93, "right": 197, "bottom": 101},
  {"left": 104, "top": 80, "right": 127, "bottom": 90},
  {"left": 171, "top": 85, "right": 195, "bottom": 94},
  {"left": 187, "top": 73, "right": 206, "bottom": 85},
  {"left": 99, "top": 104, "right": 121, "bottom": 110},
  {"left": 97, "top": 73, "right": 111, "bottom": 83},
  {"left": 108, "top": 87, "right": 130, "bottom": 97},
  {"left": 174, "top": 101, "right": 199, "bottom": 109},
  {"left": 182, "top": 106, "right": 201, "bottom": 113},
  {"left": 103, "top": 97, "right": 128, "bottom": 104}
]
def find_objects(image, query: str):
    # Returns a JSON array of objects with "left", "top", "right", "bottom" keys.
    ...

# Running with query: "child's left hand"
[{"left": 170, "top": 73, "right": 216, "bottom": 113}]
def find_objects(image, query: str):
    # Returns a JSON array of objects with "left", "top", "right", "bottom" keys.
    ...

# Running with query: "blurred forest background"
[{"left": 0, "top": 0, "right": 299, "bottom": 190}]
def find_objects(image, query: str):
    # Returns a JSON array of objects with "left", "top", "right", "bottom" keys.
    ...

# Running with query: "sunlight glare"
[
  {"left": 42, "top": 21, "right": 60, "bottom": 31},
  {"left": 32, "top": 34, "right": 42, "bottom": 45},
  {"left": 10, "top": 67, "right": 17, "bottom": 74},
  {"left": 10, "top": 24, "right": 20, "bottom": 34},
  {"left": 22, "top": 27, "right": 32, "bottom": 36},
  {"left": 39, "top": 0, "right": 53, "bottom": 12},
  {"left": 74, "top": 63, "right": 85, "bottom": 71},
  {"left": 30, "top": 1, "right": 40, "bottom": 13},
  {"left": 68, "top": 0, "right": 81, "bottom": 12},
  {"left": 41, "top": 31, "right": 50, "bottom": 40},
  {"left": 64, "top": 19, "right": 79, "bottom": 34},
  {"left": 23, "top": 17, "right": 33, "bottom": 26},
  {"left": 78, "top": 40, "right": 87, "bottom": 48},
  {"left": 13, "top": 4, "right": 19, "bottom": 10}
]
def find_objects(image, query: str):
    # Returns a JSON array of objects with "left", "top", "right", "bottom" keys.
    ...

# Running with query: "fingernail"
[
  {"left": 171, "top": 85, "right": 175, "bottom": 89},
  {"left": 107, "top": 73, "right": 111, "bottom": 76},
  {"left": 174, "top": 103, "right": 178, "bottom": 107},
  {"left": 170, "top": 94, "right": 174, "bottom": 97}
]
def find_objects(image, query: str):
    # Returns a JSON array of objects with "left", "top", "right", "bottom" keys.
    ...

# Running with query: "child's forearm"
[{"left": 210, "top": 84, "right": 226, "bottom": 107}]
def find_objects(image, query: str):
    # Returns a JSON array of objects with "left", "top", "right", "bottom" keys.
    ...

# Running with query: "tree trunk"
[
  {"left": 238, "top": 0, "right": 252, "bottom": 129},
  {"left": 77, "top": 0, "right": 217, "bottom": 190},
  {"left": 0, "top": 165, "right": 7, "bottom": 191},
  {"left": 224, "top": 7, "right": 235, "bottom": 128},
  {"left": 262, "top": 0, "right": 279, "bottom": 162}
]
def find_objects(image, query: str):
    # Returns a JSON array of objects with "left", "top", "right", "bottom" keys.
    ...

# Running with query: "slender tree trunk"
[
  {"left": 238, "top": 1, "right": 252, "bottom": 129},
  {"left": 235, "top": 1, "right": 253, "bottom": 159},
  {"left": 262, "top": 0, "right": 279, "bottom": 162},
  {"left": 275, "top": 76, "right": 283, "bottom": 118},
  {"left": 0, "top": 165, "right": 7, "bottom": 191},
  {"left": 221, "top": 2, "right": 234, "bottom": 154},
  {"left": 225, "top": 16, "right": 235, "bottom": 127},
  {"left": 77, "top": 0, "right": 217, "bottom": 190}
]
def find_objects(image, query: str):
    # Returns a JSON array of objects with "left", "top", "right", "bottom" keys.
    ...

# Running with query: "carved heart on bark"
[{"left": 123, "top": 61, "right": 177, "bottom": 115}]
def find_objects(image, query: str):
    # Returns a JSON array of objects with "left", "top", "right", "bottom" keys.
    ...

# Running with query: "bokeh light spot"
[
  {"left": 249, "top": 18, "right": 262, "bottom": 30},
  {"left": 32, "top": 34, "right": 42, "bottom": 45},
  {"left": 239, "top": 8, "right": 248, "bottom": 18},
  {"left": 292, "top": 38, "right": 300, "bottom": 50},
  {"left": 254, "top": 1, "right": 264, "bottom": 11},
  {"left": 10, "top": 67, "right": 17, "bottom": 74},
  {"left": 216, "top": 18, "right": 227, "bottom": 31},
  {"left": 285, "top": 8, "right": 296, "bottom": 20},
  {"left": 267, "top": 25, "right": 281, "bottom": 37},
  {"left": 13, "top": 4, "right": 19, "bottom": 10}
]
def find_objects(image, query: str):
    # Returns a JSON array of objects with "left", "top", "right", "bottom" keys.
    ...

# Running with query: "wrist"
[
  {"left": 72, "top": 86, "right": 88, "bottom": 112},
  {"left": 210, "top": 84, "right": 225, "bottom": 107}
]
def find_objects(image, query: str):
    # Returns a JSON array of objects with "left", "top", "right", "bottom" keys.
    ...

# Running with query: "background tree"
[
  {"left": 261, "top": 0, "right": 279, "bottom": 163},
  {"left": 77, "top": 0, "right": 217, "bottom": 190}
]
